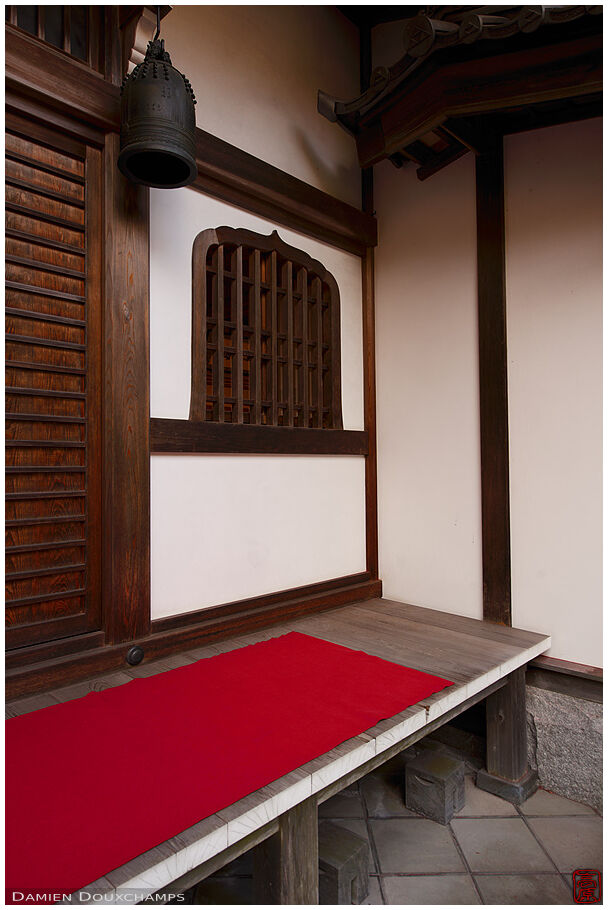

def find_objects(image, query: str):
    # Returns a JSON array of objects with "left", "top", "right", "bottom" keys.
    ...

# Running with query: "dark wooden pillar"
[
  {"left": 476, "top": 137, "right": 512, "bottom": 626},
  {"left": 254, "top": 797, "right": 319, "bottom": 904},
  {"left": 476, "top": 140, "right": 536, "bottom": 804},
  {"left": 102, "top": 133, "right": 151, "bottom": 644},
  {"left": 360, "top": 20, "right": 379, "bottom": 581},
  {"left": 477, "top": 667, "right": 538, "bottom": 803},
  {"left": 362, "top": 247, "right": 378, "bottom": 578}
]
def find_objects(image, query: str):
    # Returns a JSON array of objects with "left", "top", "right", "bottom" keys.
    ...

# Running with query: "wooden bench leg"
[
  {"left": 253, "top": 796, "right": 319, "bottom": 904},
  {"left": 477, "top": 666, "right": 538, "bottom": 804}
]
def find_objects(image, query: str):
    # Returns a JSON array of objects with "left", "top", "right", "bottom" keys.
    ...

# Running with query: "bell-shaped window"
[{"left": 190, "top": 227, "right": 343, "bottom": 429}]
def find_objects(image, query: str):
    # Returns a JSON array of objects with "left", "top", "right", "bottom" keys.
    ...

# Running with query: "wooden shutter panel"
[{"left": 5, "top": 114, "right": 102, "bottom": 650}]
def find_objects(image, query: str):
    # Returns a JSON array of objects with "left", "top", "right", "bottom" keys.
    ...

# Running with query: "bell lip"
[{"left": 117, "top": 141, "right": 198, "bottom": 189}]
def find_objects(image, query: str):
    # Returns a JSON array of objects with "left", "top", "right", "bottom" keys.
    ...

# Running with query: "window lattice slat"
[{"left": 190, "top": 228, "right": 343, "bottom": 429}]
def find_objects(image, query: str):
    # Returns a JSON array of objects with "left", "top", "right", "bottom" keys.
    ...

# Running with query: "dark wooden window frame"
[
  {"left": 151, "top": 226, "right": 369, "bottom": 456},
  {"left": 6, "top": 14, "right": 380, "bottom": 696},
  {"left": 192, "top": 227, "right": 344, "bottom": 430}
]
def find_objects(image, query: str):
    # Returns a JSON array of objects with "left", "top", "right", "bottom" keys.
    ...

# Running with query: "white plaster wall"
[
  {"left": 375, "top": 154, "right": 483, "bottom": 619},
  {"left": 151, "top": 456, "right": 366, "bottom": 617},
  {"left": 505, "top": 119, "right": 603, "bottom": 666},
  {"left": 150, "top": 189, "right": 366, "bottom": 619},
  {"left": 160, "top": 5, "right": 361, "bottom": 207}
]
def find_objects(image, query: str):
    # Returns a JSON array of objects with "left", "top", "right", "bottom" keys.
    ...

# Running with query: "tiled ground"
[{"left": 190, "top": 743, "right": 602, "bottom": 905}]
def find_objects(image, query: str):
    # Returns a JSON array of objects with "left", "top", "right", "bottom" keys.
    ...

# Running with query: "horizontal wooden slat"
[
  {"left": 6, "top": 491, "right": 84, "bottom": 501},
  {"left": 7, "top": 386, "right": 86, "bottom": 400},
  {"left": 5, "top": 226, "right": 86, "bottom": 257},
  {"left": 5, "top": 440, "right": 86, "bottom": 448},
  {"left": 5, "top": 255, "right": 85, "bottom": 280},
  {"left": 6, "top": 515, "right": 86, "bottom": 527},
  {"left": 6, "top": 564, "right": 86, "bottom": 581},
  {"left": 7, "top": 334, "right": 85, "bottom": 353},
  {"left": 6, "top": 538, "right": 85, "bottom": 553},
  {"left": 7, "top": 360, "right": 86, "bottom": 375},
  {"left": 6, "top": 414, "right": 85, "bottom": 425},
  {"left": 5, "top": 281, "right": 86, "bottom": 304},
  {"left": 6, "top": 175, "right": 85, "bottom": 209},
  {"left": 6, "top": 117, "right": 87, "bottom": 168},
  {"left": 6, "top": 149, "right": 86, "bottom": 185},
  {"left": 6, "top": 201, "right": 86, "bottom": 233},
  {"left": 5, "top": 307, "right": 86, "bottom": 329},
  {"left": 6, "top": 466, "right": 86, "bottom": 474},
  {"left": 6, "top": 588, "right": 86, "bottom": 609},
  {"left": 150, "top": 418, "right": 368, "bottom": 456}
]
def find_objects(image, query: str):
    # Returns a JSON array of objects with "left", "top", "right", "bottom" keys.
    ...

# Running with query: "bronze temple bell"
[{"left": 118, "top": 22, "right": 197, "bottom": 189}]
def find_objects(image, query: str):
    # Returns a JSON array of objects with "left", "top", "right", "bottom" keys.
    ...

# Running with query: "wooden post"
[
  {"left": 476, "top": 136, "right": 512, "bottom": 626},
  {"left": 102, "top": 132, "right": 151, "bottom": 644},
  {"left": 254, "top": 797, "right": 319, "bottom": 904},
  {"left": 477, "top": 667, "right": 538, "bottom": 804}
]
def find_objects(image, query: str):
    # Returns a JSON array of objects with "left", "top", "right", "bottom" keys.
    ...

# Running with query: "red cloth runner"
[{"left": 6, "top": 631, "right": 452, "bottom": 900}]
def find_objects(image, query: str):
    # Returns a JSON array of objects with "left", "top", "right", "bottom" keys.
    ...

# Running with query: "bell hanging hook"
[{"left": 153, "top": 5, "right": 161, "bottom": 41}]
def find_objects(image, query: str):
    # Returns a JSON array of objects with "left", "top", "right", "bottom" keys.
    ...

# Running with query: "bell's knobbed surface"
[{"left": 118, "top": 38, "right": 197, "bottom": 189}]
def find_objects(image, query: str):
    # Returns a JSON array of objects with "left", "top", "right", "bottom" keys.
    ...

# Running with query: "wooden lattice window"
[
  {"left": 190, "top": 228, "right": 343, "bottom": 429},
  {"left": 5, "top": 6, "right": 104, "bottom": 72}
]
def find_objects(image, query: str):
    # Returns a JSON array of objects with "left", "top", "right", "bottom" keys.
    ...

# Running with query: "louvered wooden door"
[{"left": 5, "top": 113, "right": 102, "bottom": 650}]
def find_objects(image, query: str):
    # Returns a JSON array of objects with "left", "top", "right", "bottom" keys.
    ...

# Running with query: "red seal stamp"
[{"left": 573, "top": 869, "right": 602, "bottom": 903}]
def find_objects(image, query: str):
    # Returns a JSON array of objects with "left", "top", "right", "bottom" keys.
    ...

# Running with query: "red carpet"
[{"left": 6, "top": 631, "right": 452, "bottom": 900}]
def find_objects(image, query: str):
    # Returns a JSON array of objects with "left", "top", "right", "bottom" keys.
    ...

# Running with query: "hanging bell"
[{"left": 118, "top": 38, "right": 197, "bottom": 189}]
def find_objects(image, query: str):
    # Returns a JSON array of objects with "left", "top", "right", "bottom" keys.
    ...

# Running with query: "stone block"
[
  {"left": 526, "top": 685, "right": 603, "bottom": 812},
  {"left": 318, "top": 820, "right": 369, "bottom": 904},
  {"left": 405, "top": 751, "right": 465, "bottom": 825}
]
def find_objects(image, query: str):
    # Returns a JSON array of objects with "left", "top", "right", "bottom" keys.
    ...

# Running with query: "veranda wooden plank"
[
  {"left": 345, "top": 604, "right": 523, "bottom": 666},
  {"left": 365, "top": 598, "right": 549, "bottom": 647},
  {"left": 284, "top": 613, "right": 475, "bottom": 685}
]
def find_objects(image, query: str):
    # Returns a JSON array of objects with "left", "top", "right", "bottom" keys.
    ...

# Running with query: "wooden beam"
[
  {"left": 103, "top": 133, "right": 151, "bottom": 644},
  {"left": 530, "top": 654, "right": 603, "bottom": 681},
  {"left": 357, "top": 33, "right": 602, "bottom": 167},
  {"left": 150, "top": 419, "right": 368, "bottom": 456},
  {"left": 6, "top": 578, "right": 382, "bottom": 698},
  {"left": 193, "top": 130, "right": 377, "bottom": 257},
  {"left": 476, "top": 137, "right": 512, "bottom": 627},
  {"left": 5, "top": 23, "right": 121, "bottom": 131},
  {"left": 527, "top": 663, "right": 603, "bottom": 705}
]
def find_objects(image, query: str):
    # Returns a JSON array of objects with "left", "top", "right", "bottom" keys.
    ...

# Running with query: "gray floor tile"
[
  {"left": 370, "top": 818, "right": 465, "bottom": 874},
  {"left": 527, "top": 816, "right": 603, "bottom": 873},
  {"left": 383, "top": 873, "right": 480, "bottom": 904},
  {"left": 474, "top": 873, "right": 574, "bottom": 904},
  {"left": 520, "top": 788, "right": 598, "bottom": 817},
  {"left": 323, "top": 817, "right": 377, "bottom": 872},
  {"left": 361, "top": 770, "right": 418, "bottom": 818},
  {"left": 319, "top": 789, "right": 365, "bottom": 818},
  {"left": 361, "top": 876, "right": 384, "bottom": 905},
  {"left": 451, "top": 818, "right": 554, "bottom": 873},
  {"left": 455, "top": 775, "right": 518, "bottom": 817}
]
